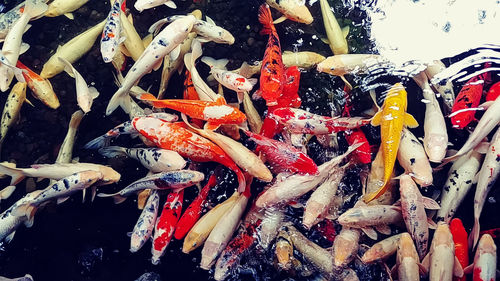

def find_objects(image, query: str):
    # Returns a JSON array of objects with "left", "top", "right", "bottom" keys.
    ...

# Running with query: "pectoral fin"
[
  {"left": 273, "top": 15, "right": 287, "bottom": 24},
  {"left": 64, "top": 13, "right": 74, "bottom": 20},
  {"left": 342, "top": 26, "right": 350, "bottom": 38},
  {"left": 404, "top": 113, "right": 419, "bottom": 128},
  {"left": 371, "top": 111, "right": 382, "bottom": 126},
  {"left": 204, "top": 122, "right": 221, "bottom": 131}
]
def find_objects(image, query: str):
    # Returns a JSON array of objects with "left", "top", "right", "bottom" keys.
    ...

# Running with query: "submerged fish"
[
  {"left": 266, "top": 0, "right": 313, "bottom": 24},
  {"left": 0, "top": 82, "right": 27, "bottom": 150},
  {"left": 16, "top": 60, "right": 60, "bottom": 109},
  {"left": 130, "top": 190, "right": 160, "bottom": 253},
  {"left": 135, "top": 0, "right": 177, "bottom": 12},
  {"left": 59, "top": 57, "right": 99, "bottom": 113},
  {"left": 101, "top": 0, "right": 123, "bottom": 63},
  {"left": 395, "top": 232, "right": 422, "bottom": 281},
  {"left": 361, "top": 233, "right": 402, "bottom": 263},
  {"left": 465, "top": 234, "right": 497, "bottom": 281},
  {"left": 45, "top": 0, "right": 89, "bottom": 19},
  {"left": 450, "top": 218, "right": 468, "bottom": 281}
]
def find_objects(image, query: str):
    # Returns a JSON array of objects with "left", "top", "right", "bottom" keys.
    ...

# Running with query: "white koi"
[
  {"left": 134, "top": 0, "right": 177, "bottom": 12},
  {"left": 59, "top": 58, "right": 99, "bottom": 113},
  {"left": 101, "top": 0, "right": 123, "bottom": 63},
  {"left": 45, "top": 0, "right": 89, "bottom": 19},
  {"left": 130, "top": 190, "right": 159, "bottom": 253},
  {"left": 397, "top": 128, "right": 433, "bottom": 186}
]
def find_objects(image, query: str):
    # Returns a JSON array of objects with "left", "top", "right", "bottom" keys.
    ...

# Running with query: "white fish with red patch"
[
  {"left": 58, "top": 57, "right": 99, "bottom": 113},
  {"left": 0, "top": 0, "right": 47, "bottom": 92},
  {"left": 101, "top": 0, "right": 123, "bottom": 63},
  {"left": 134, "top": 0, "right": 177, "bottom": 12},
  {"left": 464, "top": 234, "right": 497, "bottom": 281},
  {"left": 106, "top": 15, "right": 196, "bottom": 115},
  {"left": 470, "top": 127, "right": 500, "bottom": 248},
  {"left": 130, "top": 190, "right": 159, "bottom": 253}
]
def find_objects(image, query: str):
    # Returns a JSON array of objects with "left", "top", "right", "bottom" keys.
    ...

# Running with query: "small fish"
[
  {"left": 345, "top": 129, "right": 371, "bottom": 165},
  {"left": 16, "top": 61, "right": 60, "bottom": 109},
  {"left": 97, "top": 170, "right": 204, "bottom": 204},
  {"left": 269, "top": 107, "right": 370, "bottom": 135},
  {"left": 470, "top": 127, "right": 500, "bottom": 248},
  {"left": 485, "top": 81, "right": 500, "bottom": 102},
  {"left": 0, "top": 3, "right": 25, "bottom": 41},
  {"left": 139, "top": 94, "right": 246, "bottom": 130},
  {"left": 464, "top": 234, "right": 497, "bottom": 281},
  {"left": 45, "top": 0, "right": 89, "bottom": 19},
  {"left": 332, "top": 227, "right": 360, "bottom": 268},
  {"left": 134, "top": 0, "right": 177, "bottom": 12},
  {"left": 364, "top": 83, "right": 419, "bottom": 202},
  {"left": 317, "top": 54, "right": 383, "bottom": 76},
  {"left": 174, "top": 173, "right": 217, "bottom": 240},
  {"left": 0, "top": 162, "right": 120, "bottom": 186},
  {"left": 450, "top": 218, "right": 468, "bottom": 281},
  {"left": 99, "top": 146, "right": 186, "bottom": 173},
  {"left": 106, "top": 15, "right": 196, "bottom": 115},
  {"left": 151, "top": 190, "right": 183, "bottom": 265},
  {"left": 258, "top": 4, "right": 286, "bottom": 106},
  {"left": 361, "top": 233, "right": 402, "bottom": 263},
  {"left": 201, "top": 57, "right": 257, "bottom": 95},
  {"left": 132, "top": 117, "right": 246, "bottom": 192},
  {"left": 319, "top": 0, "right": 348, "bottom": 55},
  {"left": 243, "top": 91, "right": 263, "bottom": 133},
  {"left": 130, "top": 190, "right": 159, "bottom": 253},
  {"left": 0, "top": 0, "right": 47, "bottom": 92},
  {"left": 101, "top": 0, "right": 123, "bottom": 63},
  {"left": 281, "top": 51, "right": 325, "bottom": 70},
  {"left": 425, "top": 222, "right": 464, "bottom": 281},
  {"left": 265, "top": 0, "right": 313, "bottom": 24},
  {"left": 395, "top": 232, "right": 423, "bottom": 281},
  {"left": 397, "top": 128, "right": 433, "bottom": 186},
  {"left": 58, "top": 57, "right": 99, "bottom": 113},
  {"left": 41, "top": 20, "right": 107, "bottom": 78},
  {"left": 184, "top": 39, "right": 219, "bottom": 102},
  {"left": 0, "top": 82, "right": 27, "bottom": 150},
  {"left": 55, "top": 110, "right": 84, "bottom": 164},
  {"left": 0, "top": 51, "right": 26, "bottom": 83},
  {"left": 436, "top": 150, "right": 482, "bottom": 223},
  {"left": 425, "top": 60, "right": 455, "bottom": 114}
]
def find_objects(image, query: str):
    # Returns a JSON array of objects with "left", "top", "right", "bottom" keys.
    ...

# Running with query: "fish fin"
[
  {"left": 24, "top": 98, "right": 34, "bottom": 107},
  {"left": 453, "top": 256, "right": 464, "bottom": 278},
  {"left": 475, "top": 141, "right": 490, "bottom": 154},
  {"left": 19, "top": 42, "right": 30, "bottom": 55},
  {"left": 91, "top": 186, "right": 97, "bottom": 202},
  {"left": 165, "top": 1, "right": 177, "bottom": 9},
  {"left": 126, "top": 231, "right": 133, "bottom": 237},
  {"left": 106, "top": 89, "right": 132, "bottom": 115},
  {"left": 418, "top": 263, "right": 428, "bottom": 276},
  {"left": 340, "top": 75, "right": 352, "bottom": 90},
  {"left": 404, "top": 113, "right": 419, "bottom": 128},
  {"left": 370, "top": 111, "right": 382, "bottom": 126},
  {"left": 89, "top": 87, "right": 100, "bottom": 99},
  {"left": 363, "top": 182, "right": 387, "bottom": 203},
  {"left": 12, "top": 202, "right": 35, "bottom": 218},
  {"left": 215, "top": 95, "right": 227, "bottom": 105},
  {"left": 138, "top": 93, "right": 157, "bottom": 101},
  {"left": 427, "top": 217, "right": 437, "bottom": 229},
  {"left": 205, "top": 15, "right": 215, "bottom": 25},
  {"left": 12, "top": 66, "right": 26, "bottom": 83},
  {"left": 463, "top": 264, "right": 473, "bottom": 275},
  {"left": 421, "top": 253, "right": 430, "bottom": 272},
  {"left": 142, "top": 34, "right": 153, "bottom": 48},
  {"left": 342, "top": 26, "right": 350, "bottom": 38},
  {"left": 374, "top": 224, "right": 391, "bottom": 235},
  {"left": 84, "top": 135, "right": 111, "bottom": 149},
  {"left": 152, "top": 59, "right": 163, "bottom": 72},
  {"left": 98, "top": 146, "right": 127, "bottom": 158},
  {"left": 148, "top": 18, "right": 169, "bottom": 35},
  {"left": 320, "top": 37, "right": 330, "bottom": 44},
  {"left": 247, "top": 78, "right": 258, "bottom": 86},
  {"left": 258, "top": 4, "right": 273, "bottom": 35},
  {"left": 64, "top": 13, "right": 74, "bottom": 20},
  {"left": 120, "top": 44, "right": 131, "bottom": 57},
  {"left": 469, "top": 217, "right": 480, "bottom": 249},
  {"left": 0, "top": 185, "right": 16, "bottom": 201},
  {"left": 170, "top": 45, "right": 181, "bottom": 62},
  {"left": 57, "top": 196, "right": 71, "bottom": 204},
  {"left": 0, "top": 163, "right": 25, "bottom": 185},
  {"left": 273, "top": 15, "right": 287, "bottom": 24},
  {"left": 4, "top": 231, "right": 16, "bottom": 243},
  {"left": 201, "top": 56, "right": 229, "bottom": 70},
  {"left": 24, "top": 0, "right": 48, "bottom": 19},
  {"left": 422, "top": 197, "right": 440, "bottom": 210},
  {"left": 58, "top": 57, "right": 75, "bottom": 78},
  {"left": 204, "top": 122, "right": 221, "bottom": 131},
  {"left": 113, "top": 194, "right": 127, "bottom": 204},
  {"left": 252, "top": 90, "right": 262, "bottom": 100},
  {"left": 361, "top": 227, "right": 378, "bottom": 240}
]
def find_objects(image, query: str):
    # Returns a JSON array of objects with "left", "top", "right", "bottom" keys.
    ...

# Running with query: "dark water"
[{"left": 0, "top": 0, "right": 499, "bottom": 280}]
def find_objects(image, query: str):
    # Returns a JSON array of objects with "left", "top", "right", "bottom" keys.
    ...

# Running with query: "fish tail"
[
  {"left": 69, "top": 110, "right": 84, "bottom": 129},
  {"left": 97, "top": 192, "right": 126, "bottom": 204},
  {"left": 84, "top": 135, "right": 112, "bottom": 149},
  {"left": 98, "top": 146, "right": 127, "bottom": 158},
  {"left": 363, "top": 181, "right": 388, "bottom": 203},
  {"left": 469, "top": 217, "right": 480, "bottom": 249},
  {"left": 258, "top": 4, "right": 274, "bottom": 35},
  {"left": 0, "top": 185, "right": 16, "bottom": 201},
  {"left": 106, "top": 88, "right": 131, "bottom": 115},
  {"left": 24, "top": 0, "right": 48, "bottom": 19},
  {"left": 200, "top": 56, "right": 229, "bottom": 70},
  {"left": 0, "top": 163, "right": 25, "bottom": 185}
]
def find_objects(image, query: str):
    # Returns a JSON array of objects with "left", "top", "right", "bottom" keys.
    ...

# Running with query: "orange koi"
[
  {"left": 450, "top": 218, "right": 468, "bottom": 281},
  {"left": 16, "top": 61, "right": 60, "bottom": 109}
]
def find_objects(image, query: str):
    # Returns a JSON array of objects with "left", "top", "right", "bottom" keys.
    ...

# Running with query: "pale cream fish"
[
  {"left": 425, "top": 60, "right": 455, "bottom": 114},
  {"left": 0, "top": 274, "right": 33, "bottom": 281},
  {"left": 120, "top": 13, "right": 145, "bottom": 62},
  {"left": 397, "top": 128, "right": 433, "bottom": 186},
  {"left": 319, "top": 0, "right": 348, "bottom": 55},
  {"left": 243, "top": 91, "right": 262, "bottom": 133},
  {"left": 106, "top": 15, "right": 196, "bottom": 115},
  {"left": 282, "top": 51, "right": 326, "bottom": 70},
  {"left": 361, "top": 233, "right": 403, "bottom": 263},
  {"left": 58, "top": 58, "right": 99, "bottom": 113},
  {"left": 337, "top": 204, "right": 403, "bottom": 233},
  {"left": 316, "top": 54, "right": 383, "bottom": 76},
  {"left": 436, "top": 149, "right": 482, "bottom": 223},
  {"left": 258, "top": 207, "right": 285, "bottom": 249},
  {"left": 55, "top": 110, "right": 84, "bottom": 164},
  {"left": 0, "top": 0, "right": 47, "bottom": 92},
  {"left": 463, "top": 234, "right": 497, "bottom": 281},
  {"left": 134, "top": 0, "right": 177, "bottom": 12},
  {"left": 202, "top": 56, "right": 257, "bottom": 95},
  {"left": 0, "top": 82, "right": 28, "bottom": 151},
  {"left": 266, "top": 0, "right": 313, "bottom": 24},
  {"left": 332, "top": 227, "right": 360, "bottom": 268},
  {"left": 413, "top": 71, "right": 448, "bottom": 163},
  {"left": 45, "top": 0, "right": 89, "bottom": 19},
  {"left": 41, "top": 20, "right": 106, "bottom": 78},
  {"left": 129, "top": 190, "right": 159, "bottom": 253},
  {"left": 395, "top": 232, "right": 424, "bottom": 281}
]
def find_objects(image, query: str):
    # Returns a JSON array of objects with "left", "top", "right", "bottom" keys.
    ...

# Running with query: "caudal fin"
[
  {"left": 469, "top": 217, "right": 480, "bottom": 249},
  {"left": 0, "top": 185, "right": 16, "bottom": 201},
  {"left": 25, "top": 0, "right": 48, "bottom": 19},
  {"left": 258, "top": 4, "right": 274, "bottom": 35},
  {"left": 0, "top": 163, "right": 25, "bottom": 185},
  {"left": 106, "top": 89, "right": 132, "bottom": 115},
  {"left": 97, "top": 192, "right": 127, "bottom": 204},
  {"left": 98, "top": 146, "right": 127, "bottom": 158}
]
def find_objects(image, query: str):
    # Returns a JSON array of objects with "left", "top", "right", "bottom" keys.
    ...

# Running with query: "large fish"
[
  {"left": 464, "top": 234, "right": 497, "bottom": 281},
  {"left": 134, "top": 0, "right": 177, "bottom": 12},
  {"left": 397, "top": 128, "right": 433, "bottom": 186},
  {"left": 45, "top": 0, "right": 89, "bottom": 19},
  {"left": 361, "top": 233, "right": 402, "bottom": 263},
  {"left": 332, "top": 227, "right": 360, "bottom": 268},
  {"left": 395, "top": 232, "right": 422, "bottom": 281},
  {"left": 0, "top": 82, "right": 27, "bottom": 150},
  {"left": 450, "top": 218, "right": 468, "bottom": 281},
  {"left": 265, "top": 0, "right": 313, "bottom": 24},
  {"left": 319, "top": 0, "right": 348, "bottom": 55},
  {"left": 101, "top": 0, "right": 123, "bottom": 63},
  {"left": 425, "top": 222, "right": 464, "bottom": 281},
  {"left": 16, "top": 60, "right": 60, "bottom": 109}
]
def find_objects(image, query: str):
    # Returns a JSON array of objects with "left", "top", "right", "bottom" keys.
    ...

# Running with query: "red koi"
[
  {"left": 451, "top": 67, "right": 490, "bottom": 129},
  {"left": 151, "top": 190, "right": 184, "bottom": 265},
  {"left": 450, "top": 218, "right": 469, "bottom": 281},
  {"left": 269, "top": 107, "right": 370, "bottom": 135},
  {"left": 268, "top": 66, "right": 302, "bottom": 112},
  {"left": 132, "top": 117, "right": 246, "bottom": 192},
  {"left": 342, "top": 87, "right": 371, "bottom": 164},
  {"left": 174, "top": 173, "right": 217, "bottom": 240},
  {"left": 485, "top": 81, "right": 500, "bottom": 102},
  {"left": 244, "top": 130, "right": 318, "bottom": 175},
  {"left": 139, "top": 93, "right": 246, "bottom": 130},
  {"left": 183, "top": 69, "right": 199, "bottom": 100},
  {"left": 258, "top": 4, "right": 285, "bottom": 106}
]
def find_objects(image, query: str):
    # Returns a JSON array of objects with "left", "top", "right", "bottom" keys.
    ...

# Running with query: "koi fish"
[
  {"left": 244, "top": 130, "right": 318, "bottom": 175},
  {"left": 120, "top": 12, "right": 145, "bottom": 62},
  {"left": 338, "top": 204, "right": 402, "bottom": 237},
  {"left": 450, "top": 68, "right": 490, "bottom": 129},
  {"left": 395, "top": 232, "right": 423, "bottom": 281},
  {"left": 98, "top": 146, "right": 186, "bottom": 173},
  {"left": 132, "top": 117, "right": 246, "bottom": 192},
  {"left": 361, "top": 233, "right": 402, "bottom": 263},
  {"left": 450, "top": 218, "right": 468, "bottom": 281},
  {"left": 134, "top": 0, "right": 177, "bottom": 12},
  {"left": 243, "top": 92, "right": 263, "bottom": 133},
  {"left": 258, "top": 4, "right": 286, "bottom": 106},
  {"left": 425, "top": 222, "right": 464, "bottom": 281},
  {"left": 0, "top": 0, "right": 47, "bottom": 92},
  {"left": 281, "top": 51, "right": 325, "bottom": 70},
  {"left": 319, "top": 0, "right": 348, "bottom": 55},
  {"left": 45, "top": 0, "right": 89, "bottom": 19},
  {"left": 130, "top": 190, "right": 159, "bottom": 253},
  {"left": 365, "top": 147, "right": 397, "bottom": 205},
  {"left": 470, "top": 127, "right": 500, "bottom": 248},
  {"left": 275, "top": 229, "right": 294, "bottom": 270},
  {"left": 0, "top": 82, "right": 27, "bottom": 150},
  {"left": 201, "top": 57, "right": 257, "bottom": 95},
  {"left": 138, "top": 94, "right": 246, "bottom": 130},
  {"left": 332, "top": 227, "right": 360, "bottom": 268},
  {"left": 317, "top": 54, "right": 383, "bottom": 76},
  {"left": 41, "top": 20, "right": 106, "bottom": 78},
  {"left": 258, "top": 207, "right": 285, "bottom": 249},
  {"left": 174, "top": 173, "right": 217, "bottom": 240},
  {"left": 363, "top": 83, "right": 419, "bottom": 202},
  {"left": 397, "top": 128, "right": 433, "bottom": 186},
  {"left": 464, "top": 234, "right": 497, "bottom": 281},
  {"left": 0, "top": 162, "right": 120, "bottom": 186},
  {"left": 485, "top": 81, "right": 500, "bottom": 102},
  {"left": 0, "top": 51, "right": 26, "bottom": 83},
  {"left": 425, "top": 60, "right": 455, "bottom": 114},
  {"left": 345, "top": 129, "right": 371, "bottom": 164},
  {"left": 97, "top": 170, "right": 204, "bottom": 204},
  {"left": 106, "top": 15, "right": 196, "bottom": 115},
  {"left": 267, "top": 65, "right": 302, "bottom": 111},
  {"left": 184, "top": 39, "right": 219, "bottom": 102},
  {"left": 151, "top": 190, "right": 183, "bottom": 265},
  {"left": 53, "top": 111, "right": 84, "bottom": 165},
  {"left": 58, "top": 57, "right": 99, "bottom": 113},
  {"left": 16, "top": 61, "right": 60, "bottom": 109},
  {"left": 0, "top": 2, "right": 26, "bottom": 40},
  {"left": 101, "top": 0, "right": 123, "bottom": 63},
  {"left": 266, "top": 0, "right": 313, "bottom": 24},
  {"left": 268, "top": 107, "right": 370, "bottom": 135}
]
